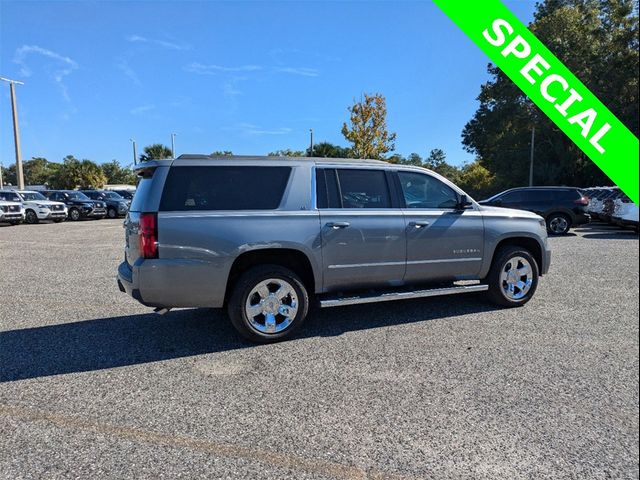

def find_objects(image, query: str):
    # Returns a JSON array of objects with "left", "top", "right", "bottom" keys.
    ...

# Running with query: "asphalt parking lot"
[{"left": 1, "top": 219, "right": 638, "bottom": 479}]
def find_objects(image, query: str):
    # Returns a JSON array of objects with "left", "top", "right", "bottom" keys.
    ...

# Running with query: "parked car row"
[
  {"left": 582, "top": 187, "right": 639, "bottom": 231},
  {"left": 0, "top": 189, "right": 134, "bottom": 225}
]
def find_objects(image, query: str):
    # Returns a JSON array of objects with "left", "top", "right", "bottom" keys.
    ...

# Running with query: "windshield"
[
  {"left": 0, "top": 191, "right": 21, "bottom": 202},
  {"left": 67, "top": 191, "right": 91, "bottom": 200},
  {"left": 21, "top": 191, "right": 47, "bottom": 201}
]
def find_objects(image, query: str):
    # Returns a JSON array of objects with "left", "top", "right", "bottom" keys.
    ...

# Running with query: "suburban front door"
[
  {"left": 317, "top": 168, "right": 407, "bottom": 291},
  {"left": 396, "top": 170, "right": 485, "bottom": 283}
]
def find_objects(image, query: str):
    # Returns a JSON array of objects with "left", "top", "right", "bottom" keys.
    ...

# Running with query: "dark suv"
[
  {"left": 42, "top": 190, "right": 107, "bottom": 221},
  {"left": 479, "top": 187, "right": 590, "bottom": 235},
  {"left": 80, "top": 190, "right": 130, "bottom": 218}
]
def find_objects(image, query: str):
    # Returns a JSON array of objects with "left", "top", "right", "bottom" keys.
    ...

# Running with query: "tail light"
[
  {"left": 139, "top": 213, "right": 158, "bottom": 259},
  {"left": 574, "top": 196, "right": 589, "bottom": 206}
]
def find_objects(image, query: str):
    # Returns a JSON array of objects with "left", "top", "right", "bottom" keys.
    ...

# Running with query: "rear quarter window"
[{"left": 159, "top": 166, "right": 291, "bottom": 211}]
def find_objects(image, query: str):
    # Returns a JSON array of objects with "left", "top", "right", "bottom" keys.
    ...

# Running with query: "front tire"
[
  {"left": 486, "top": 246, "right": 539, "bottom": 307},
  {"left": 68, "top": 208, "right": 81, "bottom": 221},
  {"left": 546, "top": 213, "right": 570, "bottom": 235},
  {"left": 24, "top": 210, "right": 39, "bottom": 224},
  {"left": 227, "top": 265, "right": 309, "bottom": 343},
  {"left": 107, "top": 207, "right": 117, "bottom": 219}
]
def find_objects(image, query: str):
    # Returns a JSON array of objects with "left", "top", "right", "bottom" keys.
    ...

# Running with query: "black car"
[
  {"left": 479, "top": 187, "right": 590, "bottom": 235},
  {"left": 80, "top": 190, "right": 130, "bottom": 218},
  {"left": 42, "top": 190, "right": 107, "bottom": 221},
  {"left": 111, "top": 189, "right": 135, "bottom": 200}
]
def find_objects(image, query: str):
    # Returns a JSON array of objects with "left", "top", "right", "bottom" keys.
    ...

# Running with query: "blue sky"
[{"left": 0, "top": 1, "right": 536, "bottom": 169}]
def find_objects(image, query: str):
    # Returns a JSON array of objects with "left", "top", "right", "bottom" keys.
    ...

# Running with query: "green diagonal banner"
[{"left": 434, "top": 0, "right": 639, "bottom": 204}]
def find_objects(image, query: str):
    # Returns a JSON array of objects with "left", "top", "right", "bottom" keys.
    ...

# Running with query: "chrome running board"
[{"left": 319, "top": 284, "right": 488, "bottom": 308}]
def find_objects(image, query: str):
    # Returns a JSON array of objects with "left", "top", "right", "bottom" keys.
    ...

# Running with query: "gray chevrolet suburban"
[{"left": 118, "top": 155, "right": 551, "bottom": 342}]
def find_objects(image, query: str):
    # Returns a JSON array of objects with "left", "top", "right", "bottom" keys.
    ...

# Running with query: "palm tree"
[{"left": 139, "top": 144, "right": 173, "bottom": 162}]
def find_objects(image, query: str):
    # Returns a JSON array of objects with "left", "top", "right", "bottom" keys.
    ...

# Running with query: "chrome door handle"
[
  {"left": 410, "top": 221, "right": 430, "bottom": 228},
  {"left": 326, "top": 221, "right": 350, "bottom": 229}
]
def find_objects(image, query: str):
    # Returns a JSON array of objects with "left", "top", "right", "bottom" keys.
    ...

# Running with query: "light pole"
[
  {"left": 309, "top": 129, "right": 313, "bottom": 157},
  {"left": 1, "top": 76, "right": 25, "bottom": 189},
  {"left": 171, "top": 133, "right": 176, "bottom": 158},
  {"left": 528, "top": 126, "right": 535, "bottom": 186},
  {"left": 130, "top": 138, "right": 137, "bottom": 165}
]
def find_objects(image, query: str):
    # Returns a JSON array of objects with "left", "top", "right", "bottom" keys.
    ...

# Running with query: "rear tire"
[
  {"left": 227, "top": 265, "right": 309, "bottom": 343},
  {"left": 546, "top": 213, "right": 571, "bottom": 235},
  {"left": 486, "top": 246, "right": 539, "bottom": 307}
]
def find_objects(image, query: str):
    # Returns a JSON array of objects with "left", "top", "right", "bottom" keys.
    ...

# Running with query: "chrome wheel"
[
  {"left": 499, "top": 256, "right": 533, "bottom": 300},
  {"left": 245, "top": 278, "right": 298, "bottom": 334},
  {"left": 548, "top": 215, "right": 569, "bottom": 234}
]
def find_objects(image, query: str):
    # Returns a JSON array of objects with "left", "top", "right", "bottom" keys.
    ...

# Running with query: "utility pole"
[
  {"left": 309, "top": 129, "right": 313, "bottom": 157},
  {"left": 528, "top": 126, "right": 535, "bottom": 186},
  {"left": 1, "top": 77, "right": 25, "bottom": 189},
  {"left": 171, "top": 133, "right": 176, "bottom": 158},
  {"left": 130, "top": 138, "right": 137, "bottom": 165}
]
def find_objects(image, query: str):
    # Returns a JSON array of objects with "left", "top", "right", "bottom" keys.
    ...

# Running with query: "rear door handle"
[
  {"left": 326, "top": 221, "right": 350, "bottom": 229},
  {"left": 410, "top": 221, "right": 430, "bottom": 228}
]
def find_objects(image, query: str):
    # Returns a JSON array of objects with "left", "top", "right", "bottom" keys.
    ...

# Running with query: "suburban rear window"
[{"left": 159, "top": 166, "right": 291, "bottom": 211}]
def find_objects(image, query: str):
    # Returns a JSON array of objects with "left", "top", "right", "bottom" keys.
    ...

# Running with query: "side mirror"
[
  {"left": 458, "top": 194, "right": 473, "bottom": 209},
  {"left": 494, "top": 198, "right": 503, "bottom": 206}
]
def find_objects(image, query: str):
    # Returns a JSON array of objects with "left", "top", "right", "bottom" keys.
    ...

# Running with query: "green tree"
[
  {"left": 423, "top": 149, "right": 461, "bottom": 182},
  {"left": 211, "top": 150, "right": 234, "bottom": 156},
  {"left": 2, "top": 157, "right": 60, "bottom": 186},
  {"left": 49, "top": 156, "right": 107, "bottom": 189},
  {"left": 267, "top": 149, "right": 306, "bottom": 157},
  {"left": 457, "top": 161, "right": 496, "bottom": 200},
  {"left": 101, "top": 160, "right": 137, "bottom": 185},
  {"left": 308, "top": 142, "right": 351, "bottom": 158},
  {"left": 341, "top": 93, "right": 396, "bottom": 159},
  {"left": 139, "top": 144, "right": 173, "bottom": 162},
  {"left": 462, "top": 0, "right": 638, "bottom": 188}
]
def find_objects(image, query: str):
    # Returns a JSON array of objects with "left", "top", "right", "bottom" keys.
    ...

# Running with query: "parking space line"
[{"left": 0, "top": 404, "right": 413, "bottom": 480}]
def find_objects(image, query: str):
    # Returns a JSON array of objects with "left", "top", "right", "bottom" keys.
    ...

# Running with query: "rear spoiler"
[{"left": 133, "top": 159, "right": 174, "bottom": 176}]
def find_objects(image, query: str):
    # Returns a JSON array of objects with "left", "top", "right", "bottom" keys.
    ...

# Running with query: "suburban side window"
[
  {"left": 159, "top": 166, "right": 291, "bottom": 211},
  {"left": 315, "top": 169, "right": 341, "bottom": 209},
  {"left": 397, "top": 171, "right": 458, "bottom": 209},
  {"left": 335, "top": 169, "right": 391, "bottom": 209}
]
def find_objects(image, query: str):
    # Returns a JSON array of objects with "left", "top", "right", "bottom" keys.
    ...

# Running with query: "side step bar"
[{"left": 319, "top": 284, "right": 488, "bottom": 308}]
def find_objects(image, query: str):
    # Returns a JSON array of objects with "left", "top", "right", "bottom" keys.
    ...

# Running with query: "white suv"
[
  {"left": 612, "top": 194, "right": 639, "bottom": 232},
  {"left": 0, "top": 190, "right": 67, "bottom": 224},
  {"left": 0, "top": 199, "right": 25, "bottom": 225}
]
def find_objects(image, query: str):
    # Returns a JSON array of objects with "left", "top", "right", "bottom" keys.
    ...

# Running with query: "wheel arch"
[
  {"left": 224, "top": 247, "right": 318, "bottom": 304},
  {"left": 482, "top": 235, "right": 544, "bottom": 279}
]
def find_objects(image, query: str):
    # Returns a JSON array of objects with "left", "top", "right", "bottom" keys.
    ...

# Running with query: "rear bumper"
[
  {"left": 117, "top": 261, "right": 153, "bottom": 307},
  {"left": 117, "top": 257, "right": 228, "bottom": 308}
]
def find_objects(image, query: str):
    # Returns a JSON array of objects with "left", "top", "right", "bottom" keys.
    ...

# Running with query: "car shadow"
[
  {"left": 581, "top": 231, "right": 638, "bottom": 240},
  {"left": 1, "top": 295, "right": 499, "bottom": 382}
]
